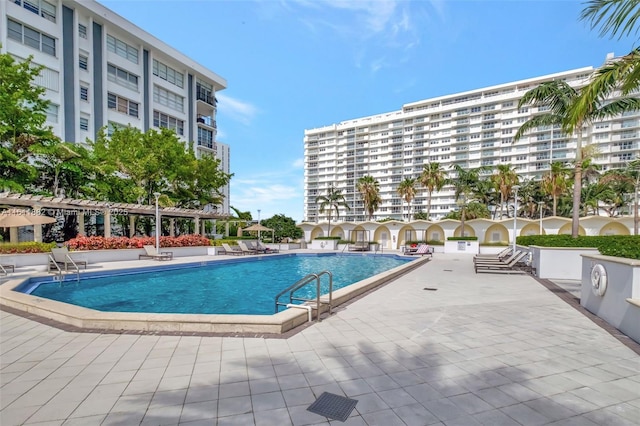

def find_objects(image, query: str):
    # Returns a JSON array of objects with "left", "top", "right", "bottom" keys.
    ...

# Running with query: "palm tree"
[
  {"left": 490, "top": 164, "right": 519, "bottom": 219},
  {"left": 419, "top": 162, "right": 448, "bottom": 219},
  {"left": 397, "top": 177, "right": 417, "bottom": 221},
  {"left": 356, "top": 175, "right": 380, "bottom": 221},
  {"left": 580, "top": 0, "right": 640, "bottom": 40},
  {"left": 472, "top": 179, "right": 499, "bottom": 217},
  {"left": 540, "top": 161, "right": 571, "bottom": 216},
  {"left": 315, "top": 185, "right": 350, "bottom": 236},
  {"left": 601, "top": 157, "right": 640, "bottom": 233},
  {"left": 514, "top": 80, "right": 637, "bottom": 237},
  {"left": 449, "top": 165, "right": 489, "bottom": 236}
]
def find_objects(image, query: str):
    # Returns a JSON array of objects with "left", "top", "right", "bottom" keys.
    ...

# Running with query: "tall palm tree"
[
  {"left": 580, "top": 0, "right": 640, "bottom": 40},
  {"left": 315, "top": 185, "right": 350, "bottom": 236},
  {"left": 356, "top": 175, "right": 381, "bottom": 221},
  {"left": 540, "top": 161, "right": 571, "bottom": 217},
  {"left": 601, "top": 157, "right": 640, "bottom": 234},
  {"left": 397, "top": 177, "right": 417, "bottom": 221},
  {"left": 490, "top": 164, "right": 519, "bottom": 219},
  {"left": 514, "top": 80, "right": 637, "bottom": 237},
  {"left": 419, "top": 162, "right": 448, "bottom": 219},
  {"left": 449, "top": 165, "right": 489, "bottom": 236}
]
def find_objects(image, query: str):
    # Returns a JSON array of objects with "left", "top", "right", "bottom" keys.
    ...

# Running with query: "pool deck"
[{"left": 1, "top": 252, "right": 639, "bottom": 425}]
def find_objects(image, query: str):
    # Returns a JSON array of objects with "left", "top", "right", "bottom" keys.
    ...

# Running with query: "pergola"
[{"left": 0, "top": 192, "right": 229, "bottom": 243}]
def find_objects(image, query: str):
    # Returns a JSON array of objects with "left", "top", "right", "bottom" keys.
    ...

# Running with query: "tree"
[
  {"left": 397, "top": 177, "right": 417, "bottom": 222},
  {"left": 540, "top": 162, "right": 571, "bottom": 216},
  {"left": 0, "top": 53, "right": 54, "bottom": 191},
  {"left": 601, "top": 157, "right": 640, "bottom": 233},
  {"left": 580, "top": 0, "right": 640, "bottom": 40},
  {"left": 449, "top": 165, "right": 489, "bottom": 236},
  {"left": 514, "top": 80, "right": 637, "bottom": 237},
  {"left": 356, "top": 175, "right": 380, "bottom": 221},
  {"left": 315, "top": 185, "right": 350, "bottom": 236},
  {"left": 491, "top": 164, "right": 519, "bottom": 219},
  {"left": 444, "top": 202, "right": 490, "bottom": 220},
  {"left": 419, "top": 162, "right": 448, "bottom": 219},
  {"left": 261, "top": 214, "right": 303, "bottom": 242}
]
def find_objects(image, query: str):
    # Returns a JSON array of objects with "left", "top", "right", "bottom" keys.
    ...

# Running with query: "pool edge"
[{"left": 0, "top": 255, "right": 430, "bottom": 335}]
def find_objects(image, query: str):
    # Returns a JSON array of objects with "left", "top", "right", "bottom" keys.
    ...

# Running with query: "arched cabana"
[
  {"left": 521, "top": 223, "right": 544, "bottom": 236},
  {"left": 558, "top": 223, "right": 586, "bottom": 235},
  {"left": 309, "top": 226, "right": 325, "bottom": 240},
  {"left": 330, "top": 225, "right": 345, "bottom": 239},
  {"left": 454, "top": 224, "right": 476, "bottom": 238},
  {"left": 397, "top": 224, "right": 418, "bottom": 247},
  {"left": 483, "top": 223, "right": 509, "bottom": 244},
  {"left": 372, "top": 225, "right": 392, "bottom": 249},
  {"left": 599, "top": 222, "right": 630, "bottom": 236},
  {"left": 425, "top": 224, "right": 445, "bottom": 242}
]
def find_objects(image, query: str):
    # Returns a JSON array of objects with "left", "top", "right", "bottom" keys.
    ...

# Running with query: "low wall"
[
  {"left": 530, "top": 246, "right": 600, "bottom": 279},
  {"left": 310, "top": 240, "right": 338, "bottom": 250},
  {"left": 1, "top": 246, "right": 212, "bottom": 269},
  {"left": 580, "top": 254, "right": 640, "bottom": 344}
]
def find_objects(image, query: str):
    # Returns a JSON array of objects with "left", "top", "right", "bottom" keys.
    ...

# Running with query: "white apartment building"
[
  {"left": 1, "top": 0, "right": 231, "bottom": 214},
  {"left": 304, "top": 58, "right": 640, "bottom": 223}
]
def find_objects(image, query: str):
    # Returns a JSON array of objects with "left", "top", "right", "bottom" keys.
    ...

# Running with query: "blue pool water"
[{"left": 25, "top": 254, "right": 413, "bottom": 315}]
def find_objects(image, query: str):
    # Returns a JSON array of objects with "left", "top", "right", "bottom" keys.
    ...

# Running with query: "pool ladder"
[
  {"left": 275, "top": 270, "right": 333, "bottom": 322},
  {"left": 48, "top": 254, "right": 80, "bottom": 283}
]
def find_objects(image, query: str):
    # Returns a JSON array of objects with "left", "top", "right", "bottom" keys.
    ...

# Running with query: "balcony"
[
  {"left": 196, "top": 84, "right": 216, "bottom": 106},
  {"left": 197, "top": 114, "right": 216, "bottom": 129}
]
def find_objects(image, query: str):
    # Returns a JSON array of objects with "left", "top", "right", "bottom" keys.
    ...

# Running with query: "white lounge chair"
[
  {"left": 139, "top": 245, "right": 173, "bottom": 261},
  {"left": 221, "top": 243, "right": 243, "bottom": 256},
  {"left": 405, "top": 244, "right": 433, "bottom": 258},
  {"left": 50, "top": 247, "right": 88, "bottom": 272}
]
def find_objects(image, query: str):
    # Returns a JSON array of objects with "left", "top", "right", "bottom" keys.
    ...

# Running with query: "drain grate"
[{"left": 307, "top": 392, "right": 358, "bottom": 422}]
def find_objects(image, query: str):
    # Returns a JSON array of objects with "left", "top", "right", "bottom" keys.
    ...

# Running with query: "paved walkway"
[{"left": 1, "top": 253, "right": 639, "bottom": 425}]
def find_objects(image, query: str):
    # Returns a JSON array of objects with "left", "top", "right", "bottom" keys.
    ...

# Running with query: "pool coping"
[{"left": 0, "top": 253, "right": 430, "bottom": 334}]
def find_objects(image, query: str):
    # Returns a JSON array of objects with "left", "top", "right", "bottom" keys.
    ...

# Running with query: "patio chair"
[
  {"left": 348, "top": 241, "right": 369, "bottom": 251},
  {"left": 405, "top": 244, "right": 433, "bottom": 258},
  {"left": 473, "top": 247, "right": 511, "bottom": 260},
  {"left": 475, "top": 251, "right": 528, "bottom": 274},
  {"left": 221, "top": 243, "right": 244, "bottom": 256},
  {"left": 238, "top": 241, "right": 264, "bottom": 254},
  {"left": 50, "top": 247, "right": 88, "bottom": 272},
  {"left": 256, "top": 241, "right": 279, "bottom": 253},
  {"left": 1, "top": 263, "right": 15, "bottom": 275},
  {"left": 139, "top": 245, "right": 173, "bottom": 261},
  {"left": 473, "top": 250, "right": 521, "bottom": 266}
]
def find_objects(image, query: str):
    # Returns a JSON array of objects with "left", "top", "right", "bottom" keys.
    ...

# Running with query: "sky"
[{"left": 100, "top": 0, "right": 637, "bottom": 223}]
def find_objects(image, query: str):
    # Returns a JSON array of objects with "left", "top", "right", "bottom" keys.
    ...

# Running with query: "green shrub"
[
  {"left": 516, "top": 235, "right": 640, "bottom": 260},
  {"left": 314, "top": 236, "right": 341, "bottom": 240},
  {"left": 447, "top": 236, "right": 478, "bottom": 241},
  {"left": 0, "top": 241, "right": 58, "bottom": 254}
]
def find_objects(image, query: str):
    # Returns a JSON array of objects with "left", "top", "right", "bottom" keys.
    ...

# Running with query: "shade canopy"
[
  {"left": 243, "top": 223, "right": 273, "bottom": 232},
  {"left": 0, "top": 209, "right": 57, "bottom": 227}
]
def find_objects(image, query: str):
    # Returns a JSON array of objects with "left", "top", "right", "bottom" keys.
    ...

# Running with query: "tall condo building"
[
  {"left": 1, "top": 0, "right": 231, "bottom": 214},
  {"left": 304, "top": 57, "right": 640, "bottom": 222}
]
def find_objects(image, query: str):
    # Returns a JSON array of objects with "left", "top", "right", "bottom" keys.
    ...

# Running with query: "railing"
[
  {"left": 274, "top": 270, "right": 333, "bottom": 321},
  {"left": 48, "top": 254, "right": 80, "bottom": 282}
]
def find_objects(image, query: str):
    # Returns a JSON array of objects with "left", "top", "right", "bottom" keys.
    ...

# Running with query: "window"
[
  {"left": 15, "top": 0, "right": 56, "bottom": 22},
  {"left": 80, "top": 85, "right": 89, "bottom": 101},
  {"left": 107, "top": 64, "right": 138, "bottom": 90},
  {"left": 7, "top": 19, "right": 56, "bottom": 56},
  {"left": 107, "top": 121, "right": 125, "bottom": 136},
  {"left": 152, "top": 59, "right": 184, "bottom": 88},
  {"left": 45, "top": 103, "right": 58, "bottom": 123},
  {"left": 78, "top": 24, "right": 87, "bottom": 39},
  {"left": 153, "top": 85, "right": 184, "bottom": 112},
  {"left": 153, "top": 110, "right": 184, "bottom": 135},
  {"left": 198, "top": 127, "right": 214, "bottom": 148},
  {"left": 79, "top": 117, "right": 89, "bottom": 131},
  {"left": 79, "top": 54, "right": 88, "bottom": 71},
  {"left": 108, "top": 92, "right": 139, "bottom": 117},
  {"left": 106, "top": 34, "right": 138, "bottom": 64}
]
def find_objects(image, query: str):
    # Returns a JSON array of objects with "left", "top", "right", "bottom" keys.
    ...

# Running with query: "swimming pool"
[{"left": 20, "top": 253, "right": 413, "bottom": 315}]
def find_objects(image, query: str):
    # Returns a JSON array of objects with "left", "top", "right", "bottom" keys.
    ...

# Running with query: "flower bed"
[
  {"left": 0, "top": 242, "right": 57, "bottom": 254},
  {"left": 66, "top": 235, "right": 211, "bottom": 251}
]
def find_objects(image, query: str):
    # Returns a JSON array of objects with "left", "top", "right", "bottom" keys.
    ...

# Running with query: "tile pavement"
[{"left": 1, "top": 253, "right": 639, "bottom": 425}]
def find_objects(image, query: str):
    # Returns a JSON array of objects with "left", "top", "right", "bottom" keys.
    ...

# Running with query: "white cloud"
[
  {"left": 292, "top": 158, "right": 304, "bottom": 168},
  {"left": 216, "top": 93, "right": 258, "bottom": 125}
]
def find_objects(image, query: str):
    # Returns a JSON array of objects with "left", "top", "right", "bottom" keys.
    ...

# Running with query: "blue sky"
[{"left": 100, "top": 0, "right": 636, "bottom": 223}]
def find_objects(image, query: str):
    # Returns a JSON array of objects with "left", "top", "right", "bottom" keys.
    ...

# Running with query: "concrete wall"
[
  {"left": 530, "top": 246, "right": 601, "bottom": 280},
  {"left": 581, "top": 254, "right": 640, "bottom": 344}
]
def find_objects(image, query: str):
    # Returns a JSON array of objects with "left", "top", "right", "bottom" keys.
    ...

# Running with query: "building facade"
[
  {"left": 303, "top": 57, "right": 640, "bottom": 223},
  {"left": 1, "top": 0, "right": 231, "bottom": 214}
]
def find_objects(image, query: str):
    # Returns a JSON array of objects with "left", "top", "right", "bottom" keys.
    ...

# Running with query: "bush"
[
  {"left": 447, "top": 236, "right": 478, "bottom": 241},
  {"left": 314, "top": 236, "right": 341, "bottom": 240},
  {"left": 65, "top": 234, "right": 211, "bottom": 250},
  {"left": 0, "top": 241, "right": 58, "bottom": 254},
  {"left": 516, "top": 235, "right": 640, "bottom": 260}
]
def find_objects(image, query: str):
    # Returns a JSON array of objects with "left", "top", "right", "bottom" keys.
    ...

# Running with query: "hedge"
[
  {"left": 66, "top": 235, "right": 211, "bottom": 251},
  {"left": 516, "top": 235, "right": 640, "bottom": 260},
  {"left": 0, "top": 242, "right": 58, "bottom": 254}
]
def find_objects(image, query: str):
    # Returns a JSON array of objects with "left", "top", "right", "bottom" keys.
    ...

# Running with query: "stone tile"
[{"left": 500, "top": 403, "right": 549, "bottom": 425}]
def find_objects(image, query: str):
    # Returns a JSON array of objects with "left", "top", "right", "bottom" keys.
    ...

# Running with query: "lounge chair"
[
  {"left": 1, "top": 263, "right": 15, "bottom": 275},
  {"left": 139, "top": 245, "right": 173, "bottom": 261},
  {"left": 474, "top": 250, "right": 521, "bottom": 265},
  {"left": 238, "top": 241, "right": 263, "bottom": 254},
  {"left": 475, "top": 251, "right": 528, "bottom": 274},
  {"left": 348, "top": 241, "right": 369, "bottom": 251},
  {"left": 474, "top": 247, "right": 511, "bottom": 260},
  {"left": 256, "top": 241, "right": 279, "bottom": 253},
  {"left": 50, "top": 247, "right": 88, "bottom": 272},
  {"left": 221, "top": 243, "right": 244, "bottom": 256},
  {"left": 405, "top": 244, "right": 433, "bottom": 258}
]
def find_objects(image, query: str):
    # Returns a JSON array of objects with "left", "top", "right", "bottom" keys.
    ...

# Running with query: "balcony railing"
[{"left": 196, "top": 84, "right": 216, "bottom": 106}]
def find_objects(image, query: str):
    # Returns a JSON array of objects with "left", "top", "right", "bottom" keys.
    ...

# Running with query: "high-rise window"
[
  {"left": 153, "top": 86, "right": 183, "bottom": 112},
  {"left": 7, "top": 19, "right": 56, "bottom": 56},
  {"left": 153, "top": 111, "right": 184, "bottom": 136},
  {"left": 108, "top": 93, "right": 139, "bottom": 118},
  {"left": 107, "top": 64, "right": 138, "bottom": 91},
  {"left": 152, "top": 59, "right": 184, "bottom": 88},
  {"left": 14, "top": 0, "right": 56, "bottom": 22},
  {"left": 106, "top": 34, "right": 138, "bottom": 64}
]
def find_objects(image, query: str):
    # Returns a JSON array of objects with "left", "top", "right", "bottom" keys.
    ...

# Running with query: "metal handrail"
[
  {"left": 275, "top": 270, "right": 333, "bottom": 321},
  {"left": 64, "top": 255, "right": 81, "bottom": 282}
]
